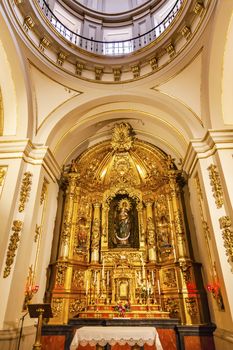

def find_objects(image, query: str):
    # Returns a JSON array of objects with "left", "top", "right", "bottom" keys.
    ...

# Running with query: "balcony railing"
[{"left": 37, "top": 0, "right": 183, "bottom": 56}]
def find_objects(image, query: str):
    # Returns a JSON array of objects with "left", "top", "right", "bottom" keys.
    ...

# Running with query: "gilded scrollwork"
[
  {"left": 164, "top": 298, "right": 179, "bottom": 317},
  {"left": 61, "top": 215, "right": 72, "bottom": 244},
  {"left": 179, "top": 261, "right": 192, "bottom": 283},
  {"left": 52, "top": 298, "right": 63, "bottom": 317},
  {"left": 56, "top": 263, "right": 67, "bottom": 286},
  {"left": 40, "top": 178, "right": 48, "bottom": 205},
  {"left": 208, "top": 164, "right": 224, "bottom": 209},
  {"left": 219, "top": 216, "right": 233, "bottom": 265},
  {"left": 162, "top": 268, "right": 177, "bottom": 288},
  {"left": 185, "top": 297, "right": 198, "bottom": 316},
  {"left": 69, "top": 299, "right": 84, "bottom": 314},
  {"left": 3, "top": 220, "right": 23, "bottom": 278},
  {"left": 72, "top": 269, "right": 84, "bottom": 289},
  {"left": 18, "top": 172, "right": 32, "bottom": 212}
]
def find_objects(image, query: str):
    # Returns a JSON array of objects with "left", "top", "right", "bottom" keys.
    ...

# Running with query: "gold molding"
[
  {"left": 3, "top": 220, "right": 23, "bottom": 278},
  {"left": 54, "top": 109, "right": 188, "bottom": 155},
  {"left": 63, "top": 127, "right": 183, "bottom": 166}
]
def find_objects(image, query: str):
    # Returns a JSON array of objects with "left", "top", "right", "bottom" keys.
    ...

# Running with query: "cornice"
[
  {"left": 0, "top": 139, "right": 61, "bottom": 181},
  {"left": 182, "top": 129, "right": 233, "bottom": 175},
  {"left": 5, "top": 0, "right": 217, "bottom": 83}
]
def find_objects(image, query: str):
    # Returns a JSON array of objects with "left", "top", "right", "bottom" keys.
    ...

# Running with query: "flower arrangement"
[
  {"left": 206, "top": 282, "right": 220, "bottom": 298},
  {"left": 113, "top": 300, "right": 131, "bottom": 317},
  {"left": 206, "top": 281, "right": 225, "bottom": 311}
]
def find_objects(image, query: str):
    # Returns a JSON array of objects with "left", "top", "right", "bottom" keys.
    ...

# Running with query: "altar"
[
  {"left": 70, "top": 326, "right": 163, "bottom": 350},
  {"left": 46, "top": 123, "right": 209, "bottom": 327}
]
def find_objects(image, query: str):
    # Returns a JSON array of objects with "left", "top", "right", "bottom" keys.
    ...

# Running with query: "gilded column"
[
  {"left": 168, "top": 171, "right": 189, "bottom": 259},
  {"left": 145, "top": 200, "right": 157, "bottom": 262},
  {"left": 137, "top": 202, "right": 145, "bottom": 247},
  {"left": 91, "top": 202, "right": 101, "bottom": 262},
  {"left": 59, "top": 173, "right": 79, "bottom": 258}
]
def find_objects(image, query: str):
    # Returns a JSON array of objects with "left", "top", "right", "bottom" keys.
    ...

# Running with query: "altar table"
[{"left": 70, "top": 326, "right": 163, "bottom": 350}]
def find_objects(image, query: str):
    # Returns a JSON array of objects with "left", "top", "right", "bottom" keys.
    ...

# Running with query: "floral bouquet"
[{"left": 113, "top": 300, "right": 131, "bottom": 317}]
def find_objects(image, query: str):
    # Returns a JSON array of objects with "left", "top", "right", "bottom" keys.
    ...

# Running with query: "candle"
[
  {"left": 151, "top": 270, "right": 154, "bottom": 285},
  {"left": 102, "top": 258, "right": 105, "bottom": 278},
  {"left": 94, "top": 270, "right": 97, "bottom": 284},
  {"left": 86, "top": 280, "right": 88, "bottom": 295},
  {"left": 107, "top": 271, "right": 109, "bottom": 286},
  {"left": 157, "top": 279, "right": 161, "bottom": 295},
  {"left": 97, "top": 275, "right": 100, "bottom": 295}
]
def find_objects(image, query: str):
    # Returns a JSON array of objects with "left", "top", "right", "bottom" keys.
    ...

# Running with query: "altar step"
[{"left": 78, "top": 304, "right": 170, "bottom": 319}]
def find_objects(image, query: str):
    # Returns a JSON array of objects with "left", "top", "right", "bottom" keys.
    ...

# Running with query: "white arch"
[
  {"left": 0, "top": 9, "right": 33, "bottom": 138},
  {"left": 34, "top": 92, "right": 205, "bottom": 166},
  {"left": 204, "top": 0, "right": 233, "bottom": 128}
]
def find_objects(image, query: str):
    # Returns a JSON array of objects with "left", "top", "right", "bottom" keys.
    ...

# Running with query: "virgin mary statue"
[{"left": 114, "top": 198, "right": 131, "bottom": 245}]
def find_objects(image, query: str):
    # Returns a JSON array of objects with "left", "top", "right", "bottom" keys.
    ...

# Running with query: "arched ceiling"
[{"left": 2, "top": 0, "right": 232, "bottom": 175}]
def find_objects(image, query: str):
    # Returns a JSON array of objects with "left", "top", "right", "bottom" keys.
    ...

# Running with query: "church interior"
[{"left": 0, "top": 0, "right": 233, "bottom": 349}]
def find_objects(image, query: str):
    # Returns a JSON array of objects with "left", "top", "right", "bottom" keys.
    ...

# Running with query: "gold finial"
[{"left": 111, "top": 122, "right": 134, "bottom": 152}]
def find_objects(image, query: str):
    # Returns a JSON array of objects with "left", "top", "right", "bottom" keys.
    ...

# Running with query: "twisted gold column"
[
  {"left": 91, "top": 202, "right": 101, "bottom": 262},
  {"left": 145, "top": 200, "right": 157, "bottom": 262}
]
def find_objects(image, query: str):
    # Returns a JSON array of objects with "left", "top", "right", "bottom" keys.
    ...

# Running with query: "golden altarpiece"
[{"left": 45, "top": 123, "right": 209, "bottom": 325}]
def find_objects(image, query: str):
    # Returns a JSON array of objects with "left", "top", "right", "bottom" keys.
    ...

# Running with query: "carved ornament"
[
  {"left": 40, "top": 178, "right": 48, "bottom": 205},
  {"left": 179, "top": 261, "right": 192, "bottom": 283},
  {"left": 164, "top": 298, "right": 179, "bottom": 317},
  {"left": 174, "top": 211, "right": 184, "bottom": 235},
  {"left": 34, "top": 224, "right": 41, "bottom": 243},
  {"left": 111, "top": 122, "right": 134, "bottom": 152},
  {"left": 72, "top": 270, "right": 84, "bottom": 289},
  {"left": 18, "top": 172, "right": 32, "bottom": 212},
  {"left": 208, "top": 164, "right": 223, "bottom": 209},
  {"left": 56, "top": 263, "right": 68, "bottom": 286},
  {"left": 69, "top": 299, "right": 84, "bottom": 314},
  {"left": 162, "top": 268, "right": 177, "bottom": 288},
  {"left": 0, "top": 167, "right": 6, "bottom": 187},
  {"left": 3, "top": 220, "right": 23, "bottom": 278},
  {"left": 52, "top": 298, "right": 63, "bottom": 317},
  {"left": 219, "top": 216, "right": 233, "bottom": 265},
  {"left": 185, "top": 297, "right": 198, "bottom": 316}
]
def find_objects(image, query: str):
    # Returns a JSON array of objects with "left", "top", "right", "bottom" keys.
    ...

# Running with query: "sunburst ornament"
[
  {"left": 111, "top": 122, "right": 134, "bottom": 152},
  {"left": 118, "top": 198, "right": 131, "bottom": 211}
]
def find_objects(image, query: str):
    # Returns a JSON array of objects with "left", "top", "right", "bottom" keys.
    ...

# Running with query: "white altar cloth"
[{"left": 70, "top": 326, "right": 163, "bottom": 350}]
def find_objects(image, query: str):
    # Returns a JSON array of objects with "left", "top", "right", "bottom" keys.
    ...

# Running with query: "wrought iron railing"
[{"left": 37, "top": 0, "right": 183, "bottom": 56}]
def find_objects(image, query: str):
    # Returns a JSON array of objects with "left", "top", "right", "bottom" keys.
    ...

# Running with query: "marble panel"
[
  {"left": 184, "top": 336, "right": 215, "bottom": 350},
  {"left": 41, "top": 335, "right": 65, "bottom": 350},
  {"left": 157, "top": 329, "right": 177, "bottom": 350}
]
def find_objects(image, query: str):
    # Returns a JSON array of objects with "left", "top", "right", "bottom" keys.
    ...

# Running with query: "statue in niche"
[
  {"left": 108, "top": 195, "right": 139, "bottom": 249},
  {"left": 76, "top": 218, "right": 88, "bottom": 250},
  {"left": 115, "top": 198, "right": 131, "bottom": 245},
  {"left": 157, "top": 215, "right": 171, "bottom": 248}
]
